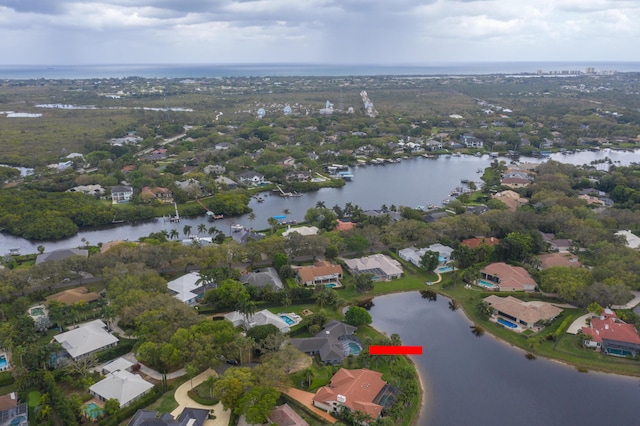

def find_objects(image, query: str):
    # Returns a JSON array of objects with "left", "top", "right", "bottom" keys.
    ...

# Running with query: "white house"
[
  {"left": 166, "top": 272, "right": 206, "bottom": 305},
  {"left": 282, "top": 226, "right": 319, "bottom": 237},
  {"left": 399, "top": 244, "right": 453, "bottom": 267},
  {"left": 343, "top": 254, "right": 403, "bottom": 281},
  {"left": 224, "top": 309, "right": 290, "bottom": 333},
  {"left": 89, "top": 370, "right": 154, "bottom": 407},
  {"left": 54, "top": 319, "right": 119, "bottom": 360},
  {"left": 236, "top": 171, "right": 265, "bottom": 186},
  {"left": 111, "top": 185, "right": 134, "bottom": 204}
]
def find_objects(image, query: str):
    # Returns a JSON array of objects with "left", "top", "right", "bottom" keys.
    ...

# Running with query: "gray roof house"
[
  {"left": 89, "top": 370, "right": 154, "bottom": 407},
  {"left": 236, "top": 171, "right": 265, "bottom": 186},
  {"left": 54, "top": 319, "right": 119, "bottom": 360},
  {"left": 399, "top": 244, "right": 453, "bottom": 267},
  {"left": 111, "top": 185, "right": 134, "bottom": 204},
  {"left": 291, "top": 320, "right": 360, "bottom": 365},
  {"left": 35, "top": 248, "right": 88, "bottom": 265},
  {"left": 128, "top": 407, "right": 210, "bottom": 426},
  {"left": 239, "top": 267, "right": 284, "bottom": 290}
]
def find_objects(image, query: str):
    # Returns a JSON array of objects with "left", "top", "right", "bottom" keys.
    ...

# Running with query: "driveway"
[
  {"left": 612, "top": 291, "right": 640, "bottom": 309},
  {"left": 566, "top": 313, "right": 591, "bottom": 335},
  {"left": 171, "top": 368, "right": 230, "bottom": 426}
]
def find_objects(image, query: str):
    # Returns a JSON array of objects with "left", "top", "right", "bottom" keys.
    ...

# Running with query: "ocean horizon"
[{"left": 1, "top": 61, "right": 640, "bottom": 79}]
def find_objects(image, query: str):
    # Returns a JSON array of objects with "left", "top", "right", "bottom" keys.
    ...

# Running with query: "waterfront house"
[
  {"left": 479, "top": 262, "right": 537, "bottom": 292},
  {"left": 282, "top": 226, "right": 319, "bottom": 237},
  {"left": 291, "top": 320, "right": 359, "bottom": 365},
  {"left": 67, "top": 184, "right": 105, "bottom": 196},
  {"left": 237, "top": 171, "right": 265, "bottom": 186},
  {"left": 295, "top": 261, "right": 343, "bottom": 287},
  {"left": 581, "top": 309, "right": 640, "bottom": 357},
  {"left": 461, "top": 134, "right": 484, "bottom": 148},
  {"left": 111, "top": 185, "right": 134, "bottom": 204},
  {"left": 214, "top": 176, "right": 238, "bottom": 190},
  {"left": 492, "top": 190, "right": 528, "bottom": 212},
  {"left": 344, "top": 254, "right": 402, "bottom": 281},
  {"left": 336, "top": 220, "right": 356, "bottom": 232},
  {"left": 54, "top": 319, "right": 119, "bottom": 361},
  {"left": 89, "top": 370, "right": 154, "bottom": 408},
  {"left": 484, "top": 295, "right": 563, "bottom": 330},
  {"left": 313, "top": 368, "right": 387, "bottom": 420},
  {"left": 45, "top": 287, "right": 100, "bottom": 305},
  {"left": 140, "top": 186, "right": 172, "bottom": 203},
  {"left": 240, "top": 267, "right": 284, "bottom": 290},
  {"left": 35, "top": 248, "right": 88, "bottom": 265}
]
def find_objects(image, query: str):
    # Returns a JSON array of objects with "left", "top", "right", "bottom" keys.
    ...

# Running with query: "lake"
[
  {"left": 1, "top": 149, "right": 639, "bottom": 254},
  {"left": 369, "top": 292, "right": 640, "bottom": 426}
]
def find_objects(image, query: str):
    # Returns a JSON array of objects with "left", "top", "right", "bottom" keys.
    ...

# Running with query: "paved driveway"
[{"left": 171, "top": 368, "right": 230, "bottom": 426}]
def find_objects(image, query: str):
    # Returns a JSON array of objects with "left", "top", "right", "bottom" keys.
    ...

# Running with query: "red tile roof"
[
  {"left": 314, "top": 368, "right": 386, "bottom": 419},
  {"left": 336, "top": 220, "right": 356, "bottom": 232},
  {"left": 461, "top": 237, "right": 500, "bottom": 249},
  {"left": 481, "top": 262, "right": 536, "bottom": 291},
  {"left": 582, "top": 316, "right": 640, "bottom": 346}
]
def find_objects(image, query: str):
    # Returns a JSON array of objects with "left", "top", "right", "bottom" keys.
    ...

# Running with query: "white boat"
[{"left": 231, "top": 224, "right": 243, "bottom": 232}]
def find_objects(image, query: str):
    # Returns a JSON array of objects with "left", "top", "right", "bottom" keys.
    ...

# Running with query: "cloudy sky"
[{"left": 0, "top": 0, "right": 639, "bottom": 65}]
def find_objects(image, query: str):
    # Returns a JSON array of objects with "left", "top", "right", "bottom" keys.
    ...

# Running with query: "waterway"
[
  {"left": 369, "top": 292, "right": 640, "bottom": 426},
  {"left": 2, "top": 149, "right": 639, "bottom": 254}
]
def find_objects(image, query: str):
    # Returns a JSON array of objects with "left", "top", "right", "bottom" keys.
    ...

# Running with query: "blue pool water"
[
  {"left": 83, "top": 403, "right": 104, "bottom": 419},
  {"left": 9, "top": 415, "right": 27, "bottom": 426},
  {"left": 347, "top": 341, "right": 362, "bottom": 355},
  {"left": 280, "top": 315, "right": 295, "bottom": 325},
  {"left": 498, "top": 318, "right": 518, "bottom": 329},
  {"left": 477, "top": 279, "right": 497, "bottom": 289},
  {"left": 0, "top": 355, "right": 7, "bottom": 369},
  {"left": 436, "top": 266, "right": 453, "bottom": 273},
  {"left": 325, "top": 283, "right": 338, "bottom": 288}
]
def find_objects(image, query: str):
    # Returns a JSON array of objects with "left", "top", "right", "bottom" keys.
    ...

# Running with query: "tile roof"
[
  {"left": 314, "top": 368, "right": 386, "bottom": 419},
  {"left": 45, "top": 287, "right": 100, "bottom": 305},
  {"left": 296, "top": 261, "right": 342, "bottom": 284},
  {"left": 481, "top": 262, "right": 536, "bottom": 291},
  {"left": 269, "top": 404, "right": 310, "bottom": 426},
  {"left": 582, "top": 316, "right": 640, "bottom": 346},
  {"left": 484, "top": 295, "right": 563, "bottom": 325},
  {"left": 461, "top": 237, "right": 500, "bottom": 248},
  {"left": 54, "top": 319, "right": 119, "bottom": 359}
]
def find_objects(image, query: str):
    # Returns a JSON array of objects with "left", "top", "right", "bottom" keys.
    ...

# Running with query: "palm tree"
[
  {"left": 237, "top": 298, "right": 257, "bottom": 327},
  {"left": 248, "top": 212, "right": 256, "bottom": 228},
  {"left": 267, "top": 217, "right": 278, "bottom": 234},
  {"left": 197, "top": 223, "right": 207, "bottom": 235},
  {"left": 169, "top": 229, "right": 179, "bottom": 240},
  {"left": 207, "top": 226, "right": 218, "bottom": 237},
  {"left": 183, "top": 225, "right": 192, "bottom": 238},
  {"left": 282, "top": 208, "right": 291, "bottom": 216},
  {"left": 315, "top": 201, "right": 326, "bottom": 209}
]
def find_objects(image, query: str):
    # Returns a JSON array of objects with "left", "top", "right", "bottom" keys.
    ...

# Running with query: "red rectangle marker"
[{"left": 370, "top": 345, "right": 423, "bottom": 355}]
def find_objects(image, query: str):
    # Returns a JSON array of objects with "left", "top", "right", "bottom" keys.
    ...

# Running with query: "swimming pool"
[
  {"left": 477, "top": 279, "right": 497, "bottom": 289},
  {"left": 346, "top": 341, "right": 362, "bottom": 355},
  {"left": 83, "top": 402, "right": 104, "bottom": 419},
  {"left": 280, "top": 315, "right": 294, "bottom": 325},
  {"left": 325, "top": 283, "right": 338, "bottom": 288},
  {"left": 9, "top": 415, "right": 27, "bottom": 426},
  {"left": 30, "top": 307, "right": 45, "bottom": 317},
  {"left": 0, "top": 355, "right": 7, "bottom": 369},
  {"left": 436, "top": 266, "right": 453, "bottom": 273},
  {"left": 498, "top": 318, "right": 518, "bottom": 329}
]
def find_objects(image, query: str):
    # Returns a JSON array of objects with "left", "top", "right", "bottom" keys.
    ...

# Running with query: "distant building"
[
  {"left": 111, "top": 185, "right": 134, "bottom": 204},
  {"left": 282, "top": 226, "right": 319, "bottom": 237},
  {"left": 36, "top": 248, "right": 88, "bottom": 265}
]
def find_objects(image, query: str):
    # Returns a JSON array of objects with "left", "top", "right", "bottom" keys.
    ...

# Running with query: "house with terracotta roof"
[
  {"left": 140, "top": 186, "right": 172, "bottom": 203},
  {"left": 295, "top": 261, "right": 343, "bottom": 287},
  {"left": 344, "top": 254, "right": 402, "bottom": 281},
  {"left": 45, "top": 287, "right": 100, "bottom": 305},
  {"left": 0, "top": 393, "right": 27, "bottom": 426},
  {"left": 269, "top": 403, "right": 309, "bottom": 426},
  {"left": 313, "top": 368, "right": 387, "bottom": 420},
  {"left": 479, "top": 262, "right": 537, "bottom": 292},
  {"left": 538, "top": 253, "right": 581, "bottom": 269},
  {"left": 492, "top": 190, "right": 528, "bottom": 211},
  {"left": 336, "top": 220, "right": 356, "bottom": 232},
  {"left": 484, "top": 295, "right": 563, "bottom": 330},
  {"left": 461, "top": 237, "right": 500, "bottom": 249},
  {"left": 581, "top": 309, "right": 640, "bottom": 357}
]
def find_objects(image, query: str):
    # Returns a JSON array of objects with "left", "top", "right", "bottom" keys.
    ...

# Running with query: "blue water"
[
  {"left": 279, "top": 315, "right": 294, "bottom": 326},
  {"left": 477, "top": 279, "right": 497, "bottom": 289},
  {"left": 2, "top": 62, "right": 640, "bottom": 79},
  {"left": 0, "top": 355, "right": 7, "bottom": 368},
  {"left": 436, "top": 266, "right": 453, "bottom": 273},
  {"left": 348, "top": 342, "right": 362, "bottom": 355},
  {"left": 83, "top": 403, "right": 103, "bottom": 420},
  {"left": 325, "top": 283, "right": 338, "bottom": 288},
  {"left": 498, "top": 318, "right": 518, "bottom": 329}
]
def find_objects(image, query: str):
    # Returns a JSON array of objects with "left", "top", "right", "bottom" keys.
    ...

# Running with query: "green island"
[{"left": 1, "top": 72, "right": 640, "bottom": 425}]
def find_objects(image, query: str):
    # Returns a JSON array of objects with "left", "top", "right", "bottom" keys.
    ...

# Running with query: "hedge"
[
  {"left": 0, "top": 371, "right": 15, "bottom": 387},
  {"left": 96, "top": 338, "right": 137, "bottom": 363}
]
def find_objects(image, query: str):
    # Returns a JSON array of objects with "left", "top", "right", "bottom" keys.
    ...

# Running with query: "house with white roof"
[
  {"left": 615, "top": 230, "right": 640, "bottom": 249},
  {"left": 282, "top": 226, "right": 319, "bottom": 237},
  {"left": 167, "top": 272, "right": 212, "bottom": 305},
  {"left": 54, "top": 319, "right": 119, "bottom": 361},
  {"left": 224, "top": 309, "right": 290, "bottom": 333},
  {"left": 398, "top": 244, "right": 453, "bottom": 267},
  {"left": 344, "top": 253, "right": 403, "bottom": 281},
  {"left": 89, "top": 370, "right": 154, "bottom": 407}
]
